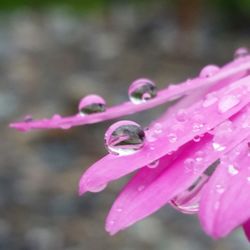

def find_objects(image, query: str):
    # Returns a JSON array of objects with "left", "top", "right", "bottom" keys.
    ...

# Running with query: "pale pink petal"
[
  {"left": 10, "top": 60, "right": 250, "bottom": 132},
  {"left": 79, "top": 76, "right": 250, "bottom": 195},
  {"left": 199, "top": 139, "right": 250, "bottom": 238},
  {"left": 243, "top": 219, "right": 250, "bottom": 241}
]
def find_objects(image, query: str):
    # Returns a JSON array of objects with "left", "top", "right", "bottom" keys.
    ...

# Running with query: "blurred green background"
[{"left": 0, "top": 1, "right": 249, "bottom": 250}]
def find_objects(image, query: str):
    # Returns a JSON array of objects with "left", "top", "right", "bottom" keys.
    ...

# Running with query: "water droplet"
[
  {"left": 199, "top": 65, "right": 220, "bottom": 78},
  {"left": 60, "top": 123, "right": 71, "bottom": 130},
  {"left": 153, "top": 123, "right": 163, "bottom": 134},
  {"left": 23, "top": 115, "right": 33, "bottom": 122},
  {"left": 228, "top": 164, "right": 239, "bottom": 175},
  {"left": 247, "top": 177, "right": 250, "bottom": 182},
  {"left": 128, "top": 78, "right": 157, "bottom": 104},
  {"left": 184, "top": 158, "right": 195, "bottom": 172},
  {"left": 167, "top": 133, "right": 177, "bottom": 143},
  {"left": 78, "top": 94, "right": 106, "bottom": 115},
  {"left": 88, "top": 183, "right": 107, "bottom": 193},
  {"left": 175, "top": 109, "right": 187, "bottom": 122},
  {"left": 147, "top": 160, "right": 159, "bottom": 168},
  {"left": 218, "top": 95, "right": 240, "bottom": 113},
  {"left": 115, "top": 206, "right": 123, "bottom": 212},
  {"left": 192, "top": 122, "right": 204, "bottom": 132},
  {"left": 193, "top": 135, "right": 201, "bottom": 142},
  {"left": 105, "top": 120, "right": 145, "bottom": 155},
  {"left": 202, "top": 94, "right": 218, "bottom": 108},
  {"left": 212, "top": 142, "right": 226, "bottom": 152},
  {"left": 234, "top": 47, "right": 249, "bottom": 59},
  {"left": 52, "top": 114, "right": 61, "bottom": 120},
  {"left": 170, "top": 175, "right": 209, "bottom": 214},
  {"left": 215, "top": 184, "right": 225, "bottom": 194}
]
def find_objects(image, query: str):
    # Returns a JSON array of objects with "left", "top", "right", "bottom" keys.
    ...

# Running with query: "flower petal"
[
  {"left": 243, "top": 219, "right": 250, "bottom": 241},
  {"left": 79, "top": 76, "right": 250, "bottom": 195},
  {"left": 199, "top": 139, "right": 250, "bottom": 238},
  {"left": 10, "top": 60, "right": 250, "bottom": 132}
]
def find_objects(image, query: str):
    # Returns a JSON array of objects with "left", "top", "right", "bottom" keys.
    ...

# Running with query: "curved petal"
[
  {"left": 10, "top": 60, "right": 250, "bottom": 132},
  {"left": 243, "top": 219, "right": 250, "bottom": 241},
  {"left": 78, "top": 76, "right": 250, "bottom": 195},
  {"left": 199, "top": 139, "right": 250, "bottom": 238}
]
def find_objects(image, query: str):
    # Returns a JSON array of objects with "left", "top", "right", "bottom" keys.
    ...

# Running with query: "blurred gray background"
[{"left": 1, "top": 0, "right": 250, "bottom": 249}]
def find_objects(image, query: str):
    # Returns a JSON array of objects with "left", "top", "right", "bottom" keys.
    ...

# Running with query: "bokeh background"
[{"left": 1, "top": 1, "right": 250, "bottom": 249}]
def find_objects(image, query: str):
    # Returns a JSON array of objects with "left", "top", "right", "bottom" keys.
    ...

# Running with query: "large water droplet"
[
  {"left": 78, "top": 94, "right": 106, "bottom": 115},
  {"left": 199, "top": 65, "right": 220, "bottom": 78},
  {"left": 170, "top": 175, "right": 209, "bottom": 214},
  {"left": 105, "top": 120, "right": 145, "bottom": 155},
  {"left": 234, "top": 47, "right": 249, "bottom": 59},
  {"left": 128, "top": 78, "right": 157, "bottom": 104},
  {"left": 218, "top": 95, "right": 240, "bottom": 113}
]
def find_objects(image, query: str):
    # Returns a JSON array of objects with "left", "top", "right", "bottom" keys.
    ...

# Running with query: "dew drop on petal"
[
  {"left": 167, "top": 133, "right": 178, "bottom": 143},
  {"left": 175, "top": 109, "right": 187, "bottom": 122},
  {"left": 234, "top": 47, "right": 249, "bottom": 59},
  {"left": 193, "top": 135, "right": 201, "bottom": 142},
  {"left": 212, "top": 142, "right": 226, "bottom": 152},
  {"left": 137, "top": 185, "right": 145, "bottom": 192},
  {"left": 128, "top": 78, "right": 157, "bottom": 104},
  {"left": 105, "top": 120, "right": 145, "bottom": 155},
  {"left": 147, "top": 160, "right": 159, "bottom": 169},
  {"left": 215, "top": 184, "right": 225, "bottom": 194},
  {"left": 218, "top": 95, "right": 240, "bottom": 113},
  {"left": 23, "top": 115, "right": 33, "bottom": 122},
  {"left": 170, "top": 175, "right": 209, "bottom": 214},
  {"left": 78, "top": 94, "right": 106, "bottom": 115},
  {"left": 199, "top": 65, "right": 220, "bottom": 78},
  {"left": 52, "top": 114, "right": 61, "bottom": 120},
  {"left": 228, "top": 164, "right": 239, "bottom": 175},
  {"left": 202, "top": 94, "right": 218, "bottom": 108}
]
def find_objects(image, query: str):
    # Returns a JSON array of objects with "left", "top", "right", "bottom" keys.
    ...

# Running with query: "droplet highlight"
[
  {"left": 199, "top": 65, "right": 220, "bottom": 78},
  {"left": 234, "top": 47, "right": 249, "bottom": 59}
]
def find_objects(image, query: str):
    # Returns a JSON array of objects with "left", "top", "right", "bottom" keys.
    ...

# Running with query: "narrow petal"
[
  {"left": 79, "top": 76, "right": 250, "bottom": 195},
  {"left": 10, "top": 59, "right": 250, "bottom": 132},
  {"left": 243, "top": 219, "right": 250, "bottom": 241},
  {"left": 199, "top": 139, "right": 250, "bottom": 238}
]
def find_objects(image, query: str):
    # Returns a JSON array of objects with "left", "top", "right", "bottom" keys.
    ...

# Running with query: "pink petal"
[
  {"left": 10, "top": 59, "right": 250, "bottom": 132},
  {"left": 79, "top": 76, "right": 250, "bottom": 195},
  {"left": 243, "top": 219, "right": 250, "bottom": 241},
  {"left": 106, "top": 116, "right": 250, "bottom": 235},
  {"left": 199, "top": 139, "right": 250, "bottom": 238}
]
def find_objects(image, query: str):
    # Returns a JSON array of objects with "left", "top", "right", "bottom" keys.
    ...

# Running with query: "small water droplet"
[
  {"left": 212, "top": 142, "right": 226, "bottom": 152},
  {"left": 153, "top": 123, "right": 163, "bottom": 134},
  {"left": 60, "top": 123, "right": 71, "bottom": 130},
  {"left": 147, "top": 160, "right": 159, "bottom": 168},
  {"left": 228, "top": 164, "right": 239, "bottom": 175},
  {"left": 215, "top": 184, "right": 225, "bottom": 194},
  {"left": 192, "top": 122, "right": 204, "bottom": 132},
  {"left": 23, "top": 115, "right": 33, "bottom": 122},
  {"left": 167, "top": 133, "right": 177, "bottom": 143},
  {"left": 247, "top": 177, "right": 250, "bottom": 182},
  {"left": 78, "top": 94, "right": 106, "bottom": 115},
  {"left": 218, "top": 95, "right": 240, "bottom": 113},
  {"left": 193, "top": 135, "right": 201, "bottom": 142},
  {"left": 234, "top": 47, "right": 249, "bottom": 59},
  {"left": 88, "top": 183, "right": 107, "bottom": 193},
  {"left": 184, "top": 158, "right": 195, "bottom": 172},
  {"left": 202, "top": 94, "right": 218, "bottom": 108},
  {"left": 105, "top": 120, "right": 145, "bottom": 155},
  {"left": 128, "top": 78, "right": 157, "bottom": 104},
  {"left": 175, "top": 109, "right": 187, "bottom": 122},
  {"left": 199, "top": 65, "right": 220, "bottom": 78},
  {"left": 116, "top": 207, "right": 123, "bottom": 212},
  {"left": 52, "top": 114, "right": 61, "bottom": 120}
]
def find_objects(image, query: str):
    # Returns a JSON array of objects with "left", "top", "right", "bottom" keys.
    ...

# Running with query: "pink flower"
[{"left": 10, "top": 48, "right": 250, "bottom": 241}]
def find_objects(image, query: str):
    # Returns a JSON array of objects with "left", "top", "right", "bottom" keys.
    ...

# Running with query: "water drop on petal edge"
[
  {"left": 199, "top": 65, "right": 220, "bottom": 78},
  {"left": 78, "top": 94, "right": 106, "bottom": 115},
  {"left": 128, "top": 78, "right": 157, "bottom": 104},
  {"left": 234, "top": 47, "right": 249, "bottom": 59},
  {"left": 105, "top": 120, "right": 145, "bottom": 156}
]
